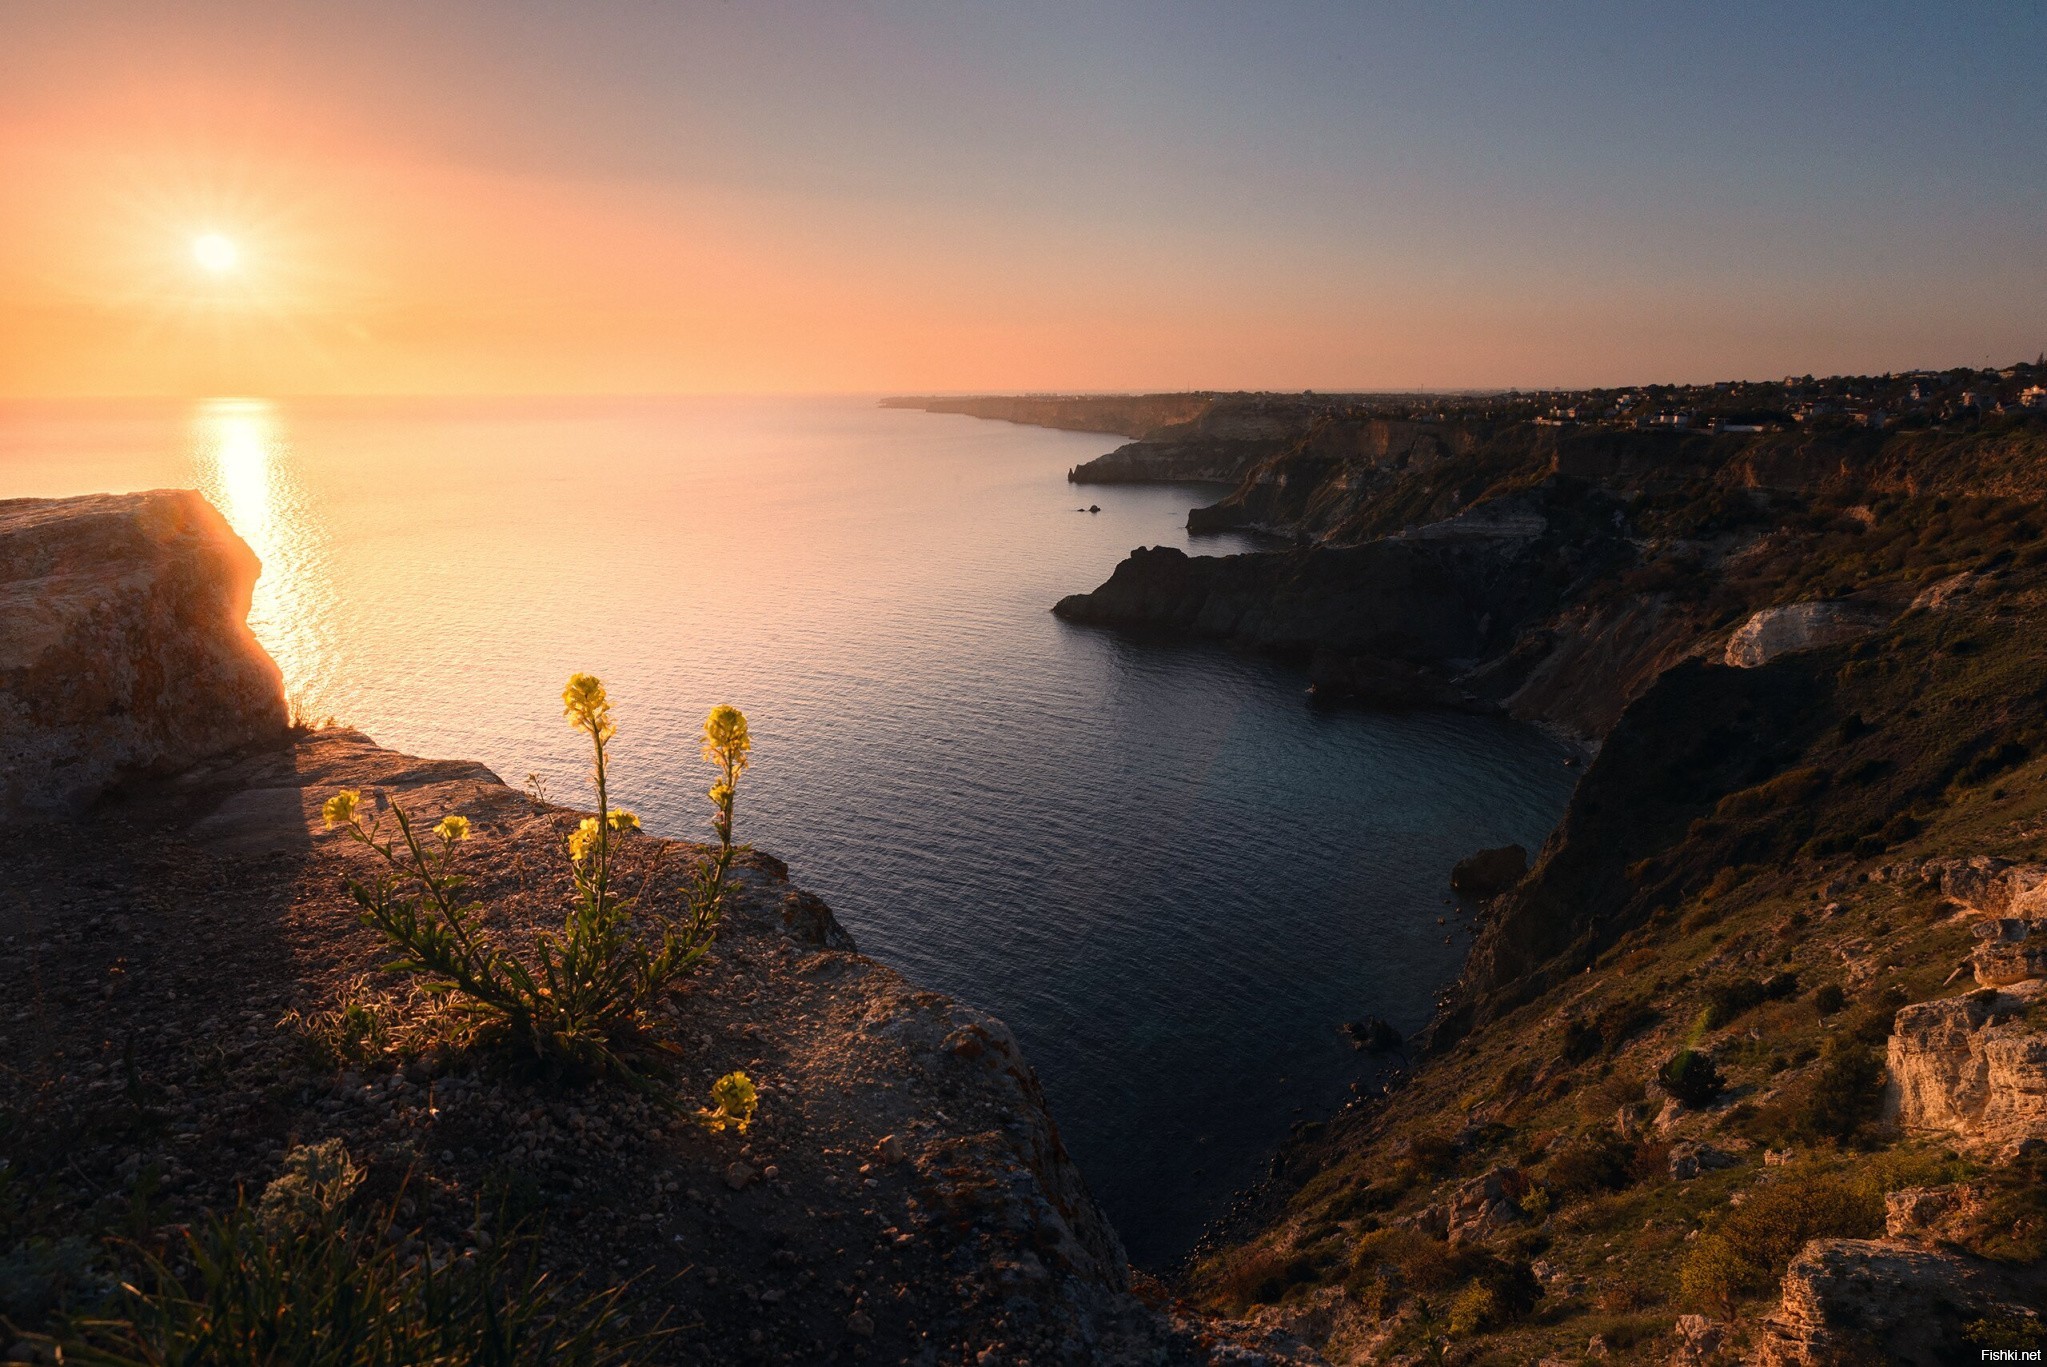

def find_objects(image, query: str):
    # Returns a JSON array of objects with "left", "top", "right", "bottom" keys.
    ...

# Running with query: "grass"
[{"left": 37, "top": 1142, "right": 656, "bottom": 1367}]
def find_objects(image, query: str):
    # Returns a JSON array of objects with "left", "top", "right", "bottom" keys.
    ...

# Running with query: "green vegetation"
[
  {"left": 323, "top": 674, "right": 749, "bottom": 1087},
  {"left": 43, "top": 1142, "right": 650, "bottom": 1366},
  {"left": 1677, "top": 1162, "right": 1881, "bottom": 1317}
]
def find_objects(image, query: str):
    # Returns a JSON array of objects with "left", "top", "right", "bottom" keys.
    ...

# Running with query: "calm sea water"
[{"left": 0, "top": 395, "right": 1575, "bottom": 1264}]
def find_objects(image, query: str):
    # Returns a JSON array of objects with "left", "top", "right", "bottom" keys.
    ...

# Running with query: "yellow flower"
[
  {"left": 708, "top": 781, "right": 733, "bottom": 809},
  {"left": 567, "top": 816, "right": 601, "bottom": 864},
  {"left": 562, "top": 672, "right": 614, "bottom": 739},
  {"left": 697, "top": 1070, "right": 758, "bottom": 1134},
  {"left": 322, "top": 790, "right": 362, "bottom": 829},
  {"left": 434, "top": 814, "right": 471, "bottom": 843},
  {"left": 702, "top": 704, "right": 750, "bottom": 771},
  {"left": 607, "top": 809, "right": 640, "bottom": 833}
]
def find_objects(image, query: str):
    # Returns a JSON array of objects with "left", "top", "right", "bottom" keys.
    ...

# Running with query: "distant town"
[{"left": 1075, "top": 356, "right": 2047, "bottom": 434}]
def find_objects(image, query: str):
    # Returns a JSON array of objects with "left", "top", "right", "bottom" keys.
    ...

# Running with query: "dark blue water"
[{"left": 0, "top": 395, "right": 1577, "bottom": 1264}]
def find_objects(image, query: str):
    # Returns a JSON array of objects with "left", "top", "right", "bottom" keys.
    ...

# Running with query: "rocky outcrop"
[
  {"left": 1185, "top": 417, "right": 1489, "bottom": 540},
  {"left": 1054, "top": 482, "right": 1632, "bottom": 703},
  {"left": 1754, "top": 1238, "right": 2043, "bottom": 1366},
  {"left": 1071, "top": 439, "right": 1287, "bottom": 486},
  {"left": 1451, "top": 845, "right": 1528, "bottom": 898},
  {"left": 1722, "top": 600, "right": 1890, "bottom": 668},
  {"left": 1935, "top": 855, "right": 2047, "bottom": 919},
  {"left": 0, "top": 491, "right": 286, "bottom": 822},
  {"left": 1971, "top": 918, "right": 2047, "bottom": 988},
  {"left": 1885, "top": 983, "right": 2047, "bottom": 1154},
  {"left": 0, "top": 721, "right": 1223, "bottom": 1361},
  {"left": 1404, "top": 1167, "right": 1529, "bottom": 1246}
]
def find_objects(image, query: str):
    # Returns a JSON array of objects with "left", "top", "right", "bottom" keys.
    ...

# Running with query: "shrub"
[
  {"left": 1392, "top": 1133, "right": 1461, "bottom": 1185},
  {"left": 1214, "top": 1243, "right": 1321, "bottom": 1310},
  {"left": 55, "top": 1142, "right": 650, "bottom": 1365},
  {"left": 1702, "top": 972, "right": 1801, "bottom": 1029},
  {"left": 1344, "top": 1231, "right": 1536, "bottom": 1332},
  {"left": 1951, "top": 1148, "right": 2047, "bottom": 1263},
  {"left": 1544, "top": 1127, "right": 1636, "bottom": 1197},
  {"left": 1562, "top": 996, "right": 1662, "bottom": 1062},
  {"left": 1812, "top": 983, "right": 1848, "bottom": 1016},
  {"left": 1679, "top": 1166, "right": 1881, "bottom": 1316},
  {"left": 1791, "top": 1037, "right": 1886, "bottom": 1141},
  {"left": 1658, "top": 1049, "right": 1725, "bottom": 1108},
  {"left": 1715, "top": 767, "right": 1829, "bottom": 820},
  {"left": 324, "top": 675, "right": 751, "bottom": 1087}
]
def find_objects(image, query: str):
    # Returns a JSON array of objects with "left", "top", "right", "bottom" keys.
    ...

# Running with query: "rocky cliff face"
[
  {"left": 1184, "top": 417, "right": 1492, "bottom": 539},
  {"left": 1754, "top": 1238, "right": 2044, "bottom": 1366},
  {"left": 0, "top": 491, "right": 287, "bottom": 822},
  {"left": 1885, "top": 983, "right": 2047, "bottom": 1156},
  {"left": 1057, "top": 477, "right": 1638, "bottom": 725}
]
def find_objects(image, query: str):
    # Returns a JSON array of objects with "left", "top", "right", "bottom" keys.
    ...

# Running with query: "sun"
[{"left": 191, "top": 232, "right": 240, "bottom": 274}]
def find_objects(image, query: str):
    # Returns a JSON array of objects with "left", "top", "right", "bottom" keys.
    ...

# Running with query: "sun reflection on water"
[{"left": 190, "top": 399, "right": 335, "bottom": 719}]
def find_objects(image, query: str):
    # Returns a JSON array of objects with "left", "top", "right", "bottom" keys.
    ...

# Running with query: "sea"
[{"left": 0, "top": 395, "right": 1577, "bottom": 1265}]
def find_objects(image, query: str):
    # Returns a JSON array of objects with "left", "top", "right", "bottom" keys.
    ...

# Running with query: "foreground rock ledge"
[
  {"left": 0, "top": 490, "right": 286, "bottom": 821},
  {"left": 0, "top": 728, "right": 1319, "bottom": 1364}
]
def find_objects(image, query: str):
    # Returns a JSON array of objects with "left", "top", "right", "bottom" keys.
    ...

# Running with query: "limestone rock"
[
  {"left": 1442, "top": 1167, "right": 1528, "bottom": 1245},
  {"left": 1909, "top": 571, "right": 1975, "bottom": 612},
  {"left": 1451, "top": 844, "right": 1529, "bottom": 898},
  {"left": 0, "top": 491, "right": 285, "bottom": 821},
  {"left": 1884, "top": 1185, "right": 1973, "bottom": 1242},
  {"left": 1666, "top": 1140, "right": 1738, "bottom": 1181},
  {"left": 1665, "top": 1313, "right": 1727, "bottom": 1366},
  {"left": 1935, "top": 856, "right": 2047, "bottom": 919},
  {"left": 1754, "top": 1238, "right": 2043, "bottom": 1366},
  {"left": 1722, "top": 600, "right": 1887, "bottom": 668},
  {"left": 1971, "top": 917, "right": 2047, "bottom": 987},
  {"left": 1885, "top": 984, "right": 2047, "bottom": 1153}
]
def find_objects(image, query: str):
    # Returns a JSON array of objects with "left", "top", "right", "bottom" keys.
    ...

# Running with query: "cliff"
[
  {"left": 0, "top": 493, "right": 1309, "bottom": 1365},
  {"left": 0, "top": 491, "right": 287, "bottom": 821},
  {"left": 1037, "top": 411, "right": 2047, "bottom": 1361},
  {"left": 1172, "top": 489, "right": 2047, "bottom": 1360},
  {"left": 868, "top": 395, "right": 2047, "bottom": 1363},
  {"left": 1058, "top": 419, "right": 2047, "bottom": 744},
  {"left": 879, "top": 393, "right": 1214, "bottom": 440}
]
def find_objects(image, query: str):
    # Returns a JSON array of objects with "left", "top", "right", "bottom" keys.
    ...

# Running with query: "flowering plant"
[{"left": 324, "top": 675, "right": 751, "bottom": 1088}]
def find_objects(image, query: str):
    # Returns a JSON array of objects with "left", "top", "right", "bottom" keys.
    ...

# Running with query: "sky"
[{"left": 0, "top": 1, "right": 2042, "bottom": 397}]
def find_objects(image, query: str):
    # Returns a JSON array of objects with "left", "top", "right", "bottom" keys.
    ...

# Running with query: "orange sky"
[{"left": 3, "top": 4, "right": 2042, "bottom": 397}]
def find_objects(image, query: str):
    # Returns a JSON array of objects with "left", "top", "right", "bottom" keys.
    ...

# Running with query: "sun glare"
[{"left": 192, "top": 232, "right": 239, "bottom": 274}]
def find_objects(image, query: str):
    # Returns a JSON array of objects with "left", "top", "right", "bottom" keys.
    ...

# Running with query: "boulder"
[
  {"left": 1883, "top": 1185, "right": 1974, "bottom": 1242},
  {"left": 1340, "top": 1015, "right": 1403, "bottom": 1051},
  {"left": 1754, "top": 1238, "right": 2043, "bottom": 1366},
  {"left": 1451, "top": 844, "right": 1529, "bottom": 898},
  {"left": 1666, "top": 1140, "right": 1738, "bottom": 1181},
  {"left": 1666, "top": 1314, "right": 1727, "bottom": 1367},
  {"left": 1723, "top": 600, "right": 1888, "bottom": 668},
  {"left": 1934, "top": 856, "right": 2047, "bottom": 919},
  {"left": 1441, "top": 1166, "right": 1528, "bottom": 1246},
  {"left": 1885, "top": 984, "right": 2047, "bottom": 1153},
  {"left": 0, "top": 492, "right": 285, "bottom": 821},
  {"left": 1971, "top": 917, "right": 2047, "bottom": 987}
]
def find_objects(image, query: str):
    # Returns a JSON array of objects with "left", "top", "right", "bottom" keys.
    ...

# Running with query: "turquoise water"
[{"left": 0, "top": 395, "right": 1576, "bottom": 1264}]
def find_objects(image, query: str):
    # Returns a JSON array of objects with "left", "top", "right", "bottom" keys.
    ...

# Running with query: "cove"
[{"left": 0, "top": 394, "right": 1577, "bottom": 1265}]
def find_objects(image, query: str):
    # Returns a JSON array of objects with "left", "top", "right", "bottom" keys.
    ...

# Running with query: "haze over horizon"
[{"left": 2, "top": 1, "right": 2042, "bottom": 399}]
